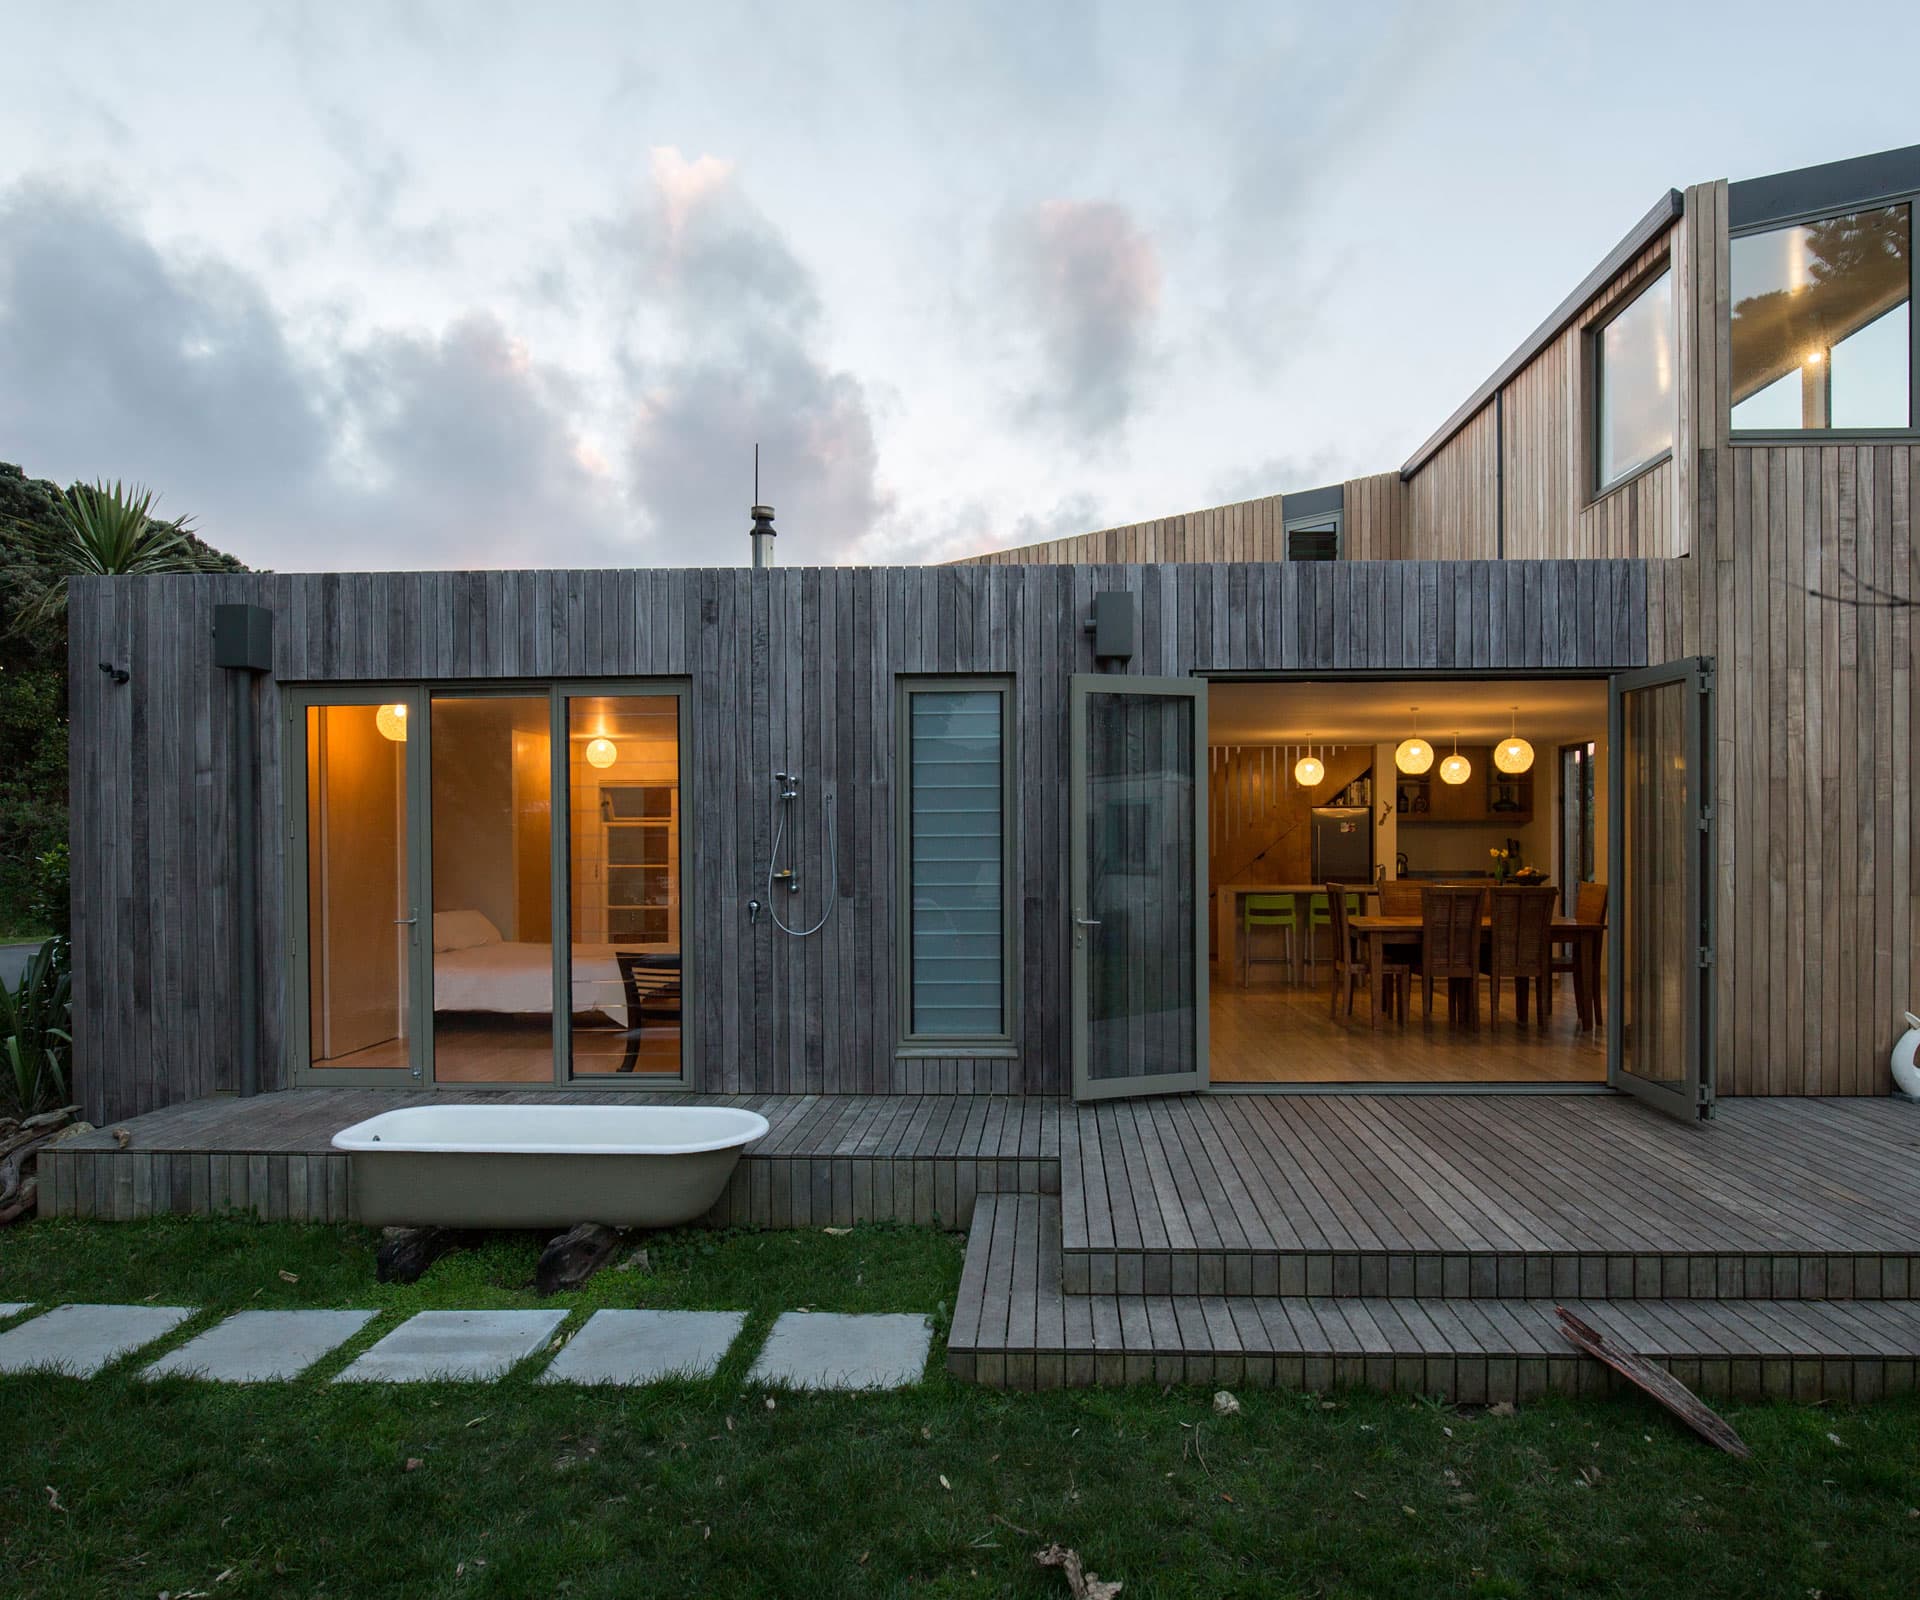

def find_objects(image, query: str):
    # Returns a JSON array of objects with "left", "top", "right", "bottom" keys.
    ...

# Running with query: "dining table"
[
  {"left": 1347, "top": 912, "right": 1606, "bottom": 1031},
  {"left": 1215, "top": 882, "right": 1380, "bottom": 986}
]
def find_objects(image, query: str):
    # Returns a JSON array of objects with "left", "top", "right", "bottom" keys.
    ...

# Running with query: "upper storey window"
[
  {"left": 1731, "top": 204, "right": 1911, "bottom": 431},
  {"left": 1595, "top": 269, "right": 1676, "bottom": 491}
]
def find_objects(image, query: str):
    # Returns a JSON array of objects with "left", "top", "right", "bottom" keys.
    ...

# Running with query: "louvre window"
[
  {"left": 1286, "top": 524, "right": 1339, "bottom": 561},
  {"left": 902, "top": 683, "right": 1012, "bottom": 1042}
]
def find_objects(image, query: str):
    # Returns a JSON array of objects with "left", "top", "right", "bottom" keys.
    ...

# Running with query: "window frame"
[
  {"left": 894, "top": 675, "right": 1020, "bottom": 1056},
  {"left": 1728, "top": 193, "right": 1919, "bottom": 443},
  {"left": 283, "top": 677, "right": 697, "bottom": 1092},
  {"left": 1282, "top": 510, "right": 1343, "bottom": 562},
  {"left": 1588, "top": 264, "right": 1678, "bottom": 499}
]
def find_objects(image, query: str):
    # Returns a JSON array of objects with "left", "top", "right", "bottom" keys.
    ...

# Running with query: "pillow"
[{"left": 432, "top": 909, "right": 503, "bottom": 953}]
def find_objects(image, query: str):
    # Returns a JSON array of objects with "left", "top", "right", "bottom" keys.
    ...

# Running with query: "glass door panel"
[
  {"left": 428, "top": 694, "right": 555, "bottom": 1083},
  {"left": 1608, "top": 660, "right": 1714, "bottom": 1119},
  {"left": 563, "top": 693, "right": 683, "bottom": 1077},
  {"left": 1070, "top": 675, "right": 1208, "bottom": 1101},
  {"left": 303, "top": 701, "right": 416, "bottom": 1074}
]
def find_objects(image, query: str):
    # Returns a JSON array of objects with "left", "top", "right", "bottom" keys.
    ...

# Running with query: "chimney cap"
[{"left": 750, "top": 504, "right": 776, "bottom": 521}]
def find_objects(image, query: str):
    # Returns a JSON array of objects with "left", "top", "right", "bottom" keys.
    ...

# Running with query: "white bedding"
[{"left": 433, "top": 941, "right": 676, "bottom": 1029}]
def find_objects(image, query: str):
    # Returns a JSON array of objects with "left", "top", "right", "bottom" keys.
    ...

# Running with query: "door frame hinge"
[{"left": 1698, "top": 945, "right": 1715, "bottom": 968}]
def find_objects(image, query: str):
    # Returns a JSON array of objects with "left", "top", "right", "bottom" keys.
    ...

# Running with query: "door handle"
[
  {"left": 1074, "top": 916, "right": 1102, "bottom": 927},
  {"left": 394, "top": 916, "right": 418, "bottom": 926}
]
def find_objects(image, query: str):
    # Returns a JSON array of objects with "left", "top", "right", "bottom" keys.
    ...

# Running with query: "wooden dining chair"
[
  {"left": 1327, "top": 884, "right": 1407, "bottom": 1025},
  {"left": 1418, "top": 886, "right": 1485, "bottom": 1028},
  {"left": 1552, "top": 881, "right": 1608, "bottom": 1023},
  {"left": 1486, "top": 886, "right": 1558, "bottom": 1029},
  {"left": 1379, "top": 879, "right": 1423, "bottom": 918}
]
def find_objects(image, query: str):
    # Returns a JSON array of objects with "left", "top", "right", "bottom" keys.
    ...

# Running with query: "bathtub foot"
[
  {"left": 536, "top": 1222, "right": 625, "bottom": 1296},
  {"left": 376, "top": 1225, "right": 466, "bottom": 1285}
]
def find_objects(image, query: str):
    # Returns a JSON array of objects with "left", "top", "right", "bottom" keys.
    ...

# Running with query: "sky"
[{"left": 1, "top": 1, "right": 1915, "bottom": 573}]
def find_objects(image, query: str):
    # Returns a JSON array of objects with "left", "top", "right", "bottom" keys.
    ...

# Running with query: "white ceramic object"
[
  {"left": 332, "top": 1104, "right": 769, "bottom": 1228},
  {"left": 1894, "top": 1012, "right": 1920, "bottom": 1100}
]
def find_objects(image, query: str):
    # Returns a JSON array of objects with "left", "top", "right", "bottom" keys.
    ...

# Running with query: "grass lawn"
[{"left": 3, "top": 1219, "right": 1918, "bottom": 1598}]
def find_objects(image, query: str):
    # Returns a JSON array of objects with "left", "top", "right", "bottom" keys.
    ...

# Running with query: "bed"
[{"left": 430, "top": 910, "right": 678, "bottom": 1031}]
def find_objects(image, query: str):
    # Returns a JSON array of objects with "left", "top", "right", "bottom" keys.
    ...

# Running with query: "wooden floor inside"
[
  {"left": 1210, "top": 966, "right": 1605, "bottom": 1083},
  {"left": 320, "top": 1017, "right": 681, "bottom": 1080}
]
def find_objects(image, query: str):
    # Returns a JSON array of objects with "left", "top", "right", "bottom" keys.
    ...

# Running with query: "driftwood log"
[
  {"left": 1034, "top": 1544, "right": 1122, "bottom": 1599},
  {"left": 375, "top": 1226, "right": 467, "bottom": 1284},
  {"left": 1556, "top": 1307, "right": 1752, "bottom": 1458},
  {"left": 0, "top": 1108, "right": 90, "bottom": 1225},
  {"left": 536, "top": 1223, "right": 624, "bottom": 1295}
]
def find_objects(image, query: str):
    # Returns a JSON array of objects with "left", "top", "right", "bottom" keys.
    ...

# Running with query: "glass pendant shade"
[
  {"left": 585, "top": 737, "right": 619, "bottom": 769},
  {"left": 1395, "top": 737, "right": 1433, "bottom": 775},
  {"left": 1294, "top": 753, "right": 1325, "bottom": 786},
  {"left": 375, "top": 703, "right": 408, "bottom": 742}
]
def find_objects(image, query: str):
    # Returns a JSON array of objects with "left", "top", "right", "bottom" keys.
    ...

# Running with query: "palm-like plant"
[{"left": 12, "top": 479, "right": 198, "bottom": 630}]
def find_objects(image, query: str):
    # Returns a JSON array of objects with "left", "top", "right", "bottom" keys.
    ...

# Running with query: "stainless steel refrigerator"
[{"left": 1310, "top": 806, "right": 1373, "bottom": 884}]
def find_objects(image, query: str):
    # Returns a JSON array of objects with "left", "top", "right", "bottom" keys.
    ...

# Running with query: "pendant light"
[
  {"left": 1395, "top": 708, "right": 1434, "bottom": 775},
  {"left": 585, "top": 737, "right": 619, "bottom": 769},
  {"left": 1294, "top": 744, "right": 1324, "bottom": 787},
  {"left": 1494, "top": 705, "right": 1535, "bottom": 774},
  {"left": 1439, "top": 731, "right": 1471, "bottom": 786},
  {"left": 375, "top": 703, "right": 408, "bottom": 742}
]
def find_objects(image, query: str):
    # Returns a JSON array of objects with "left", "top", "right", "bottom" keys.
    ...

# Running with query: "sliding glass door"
[
  {"left": 294, "top": 693, "right": 424, "bottom": 1081},
  {"left": 290, "top": 682, "right": 688, "bottom": 1088}
]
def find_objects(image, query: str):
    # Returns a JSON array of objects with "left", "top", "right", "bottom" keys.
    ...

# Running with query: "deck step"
[{"left": 950, "top": 1196, "right": 1920, "bottom": 1401}]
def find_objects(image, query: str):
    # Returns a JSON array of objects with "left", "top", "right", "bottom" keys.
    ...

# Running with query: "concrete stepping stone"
[
  {"left": 542, "top": 1309, "right": 745, "bottom": 1386},
  {"left": 0, "top": 1303, "right": 194, "bottom": 1376},
  {"left": 144, "top": 1309, "right": 377, "bottom": 1383},
  {"left": 334, "top": 1309, "right": 567, "bottom": 1383},
  {"left": 749, "top": 1311, "right": 933, "bottom": 1390}
]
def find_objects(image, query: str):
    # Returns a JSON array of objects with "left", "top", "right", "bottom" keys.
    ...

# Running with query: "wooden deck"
[
  {"left": 39, "top": 1087, "right": 1920, "bottom": 1398},
  {"left": 949, "top": 1194, "right": 1920, "bottom": 1401},
  {"left": 1060, "top": 1095, "right": 1920, "bottom": 1298},
  {"left": 39, "top": 1090, "right": 1062, "bottom": 1229}
]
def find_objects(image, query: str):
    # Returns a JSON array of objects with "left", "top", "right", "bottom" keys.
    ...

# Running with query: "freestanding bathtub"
[{"left": 330, "top": 1105, "right": 770, "bottom": 1229}]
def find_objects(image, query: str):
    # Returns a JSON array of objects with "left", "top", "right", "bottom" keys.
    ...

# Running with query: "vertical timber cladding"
[
  {"left": 67, "top": 560, "right": 1650, "bottom": 1121},
  {"left": 1650, "top": 178, "right": 1920, "bottom": 1097}
]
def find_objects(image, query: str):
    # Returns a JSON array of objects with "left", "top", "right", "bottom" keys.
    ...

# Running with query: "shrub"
[
  {"left": 1, "top": 936, "right": 72, "bottom": 1116},
  {"left": 28, "top": 840, "right": 69, "bottom": 941}
]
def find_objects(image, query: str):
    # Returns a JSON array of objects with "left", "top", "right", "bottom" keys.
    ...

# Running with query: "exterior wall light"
[
  {"left": 586, "top": 737, "right": 619, "bottom": 769},
  {"left": 375, "top": 703, "right": 408, "bottom": 742}
]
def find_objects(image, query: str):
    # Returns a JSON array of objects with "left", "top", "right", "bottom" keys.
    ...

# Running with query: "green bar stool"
[
  {"left": 1305, "top": 890, "right": 1364, "bottom": 985},
  {"left": 1241, "top": 893, "right": 1298, "bottom": 986}
]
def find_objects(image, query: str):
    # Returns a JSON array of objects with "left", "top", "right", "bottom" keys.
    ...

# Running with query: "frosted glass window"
[
  {"left": 906, "top": 686, "right": 1008, "bottom": 1039},
  {"left": 1731, "top": 204, "right": 1910, "bottom": 431},
  {"left": 1596, "top": 270, "right": 1676, "bottom": 490}
]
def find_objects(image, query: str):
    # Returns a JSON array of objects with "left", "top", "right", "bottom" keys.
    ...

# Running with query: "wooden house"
[{"left": 44, "top": 143, "right": 1920, "bottom": 1400}]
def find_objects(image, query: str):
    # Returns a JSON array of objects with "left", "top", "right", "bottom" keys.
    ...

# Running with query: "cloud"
[
  {"left": 995, "top": 199, "right": 1162, "bottom": 442},
  {"left": 588, "top": 147, "right": 890, "bottom": 562},
  {"left": 0, "top": 182, "right": 632, "bottom": 570}
]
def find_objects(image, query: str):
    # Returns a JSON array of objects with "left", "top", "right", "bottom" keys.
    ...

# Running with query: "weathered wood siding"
[
  {"left": 1408, "top": 401, "right": 1500, "bottom": 558},
  {"left": 69, "top": 559, "right": 1649, "bottom": 1120},
  {"left": 960, "top": 492, "right": 1287, "bottom": 566},
  {"left": 1649, "top": 182, "right": 1919, "bottom": 1097},
  {"left": 1343, "top": 471, "right": 1411, "bottom": 561}
]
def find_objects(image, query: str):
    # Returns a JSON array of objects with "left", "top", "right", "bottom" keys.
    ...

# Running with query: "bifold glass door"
[
  {"left": 292, "top": 683, "right": 688, "bottom": 1087},
  {"left": 1608, "top": 659, "right": 1715, "bottom": 1120},
  {"left": 1070, "top": 675, "right": 1209, "bottom": 1101}
]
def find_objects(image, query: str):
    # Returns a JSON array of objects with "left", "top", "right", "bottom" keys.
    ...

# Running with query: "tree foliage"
[{"left": 0, "top": 462, "right": 245, "bottom": 933}]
